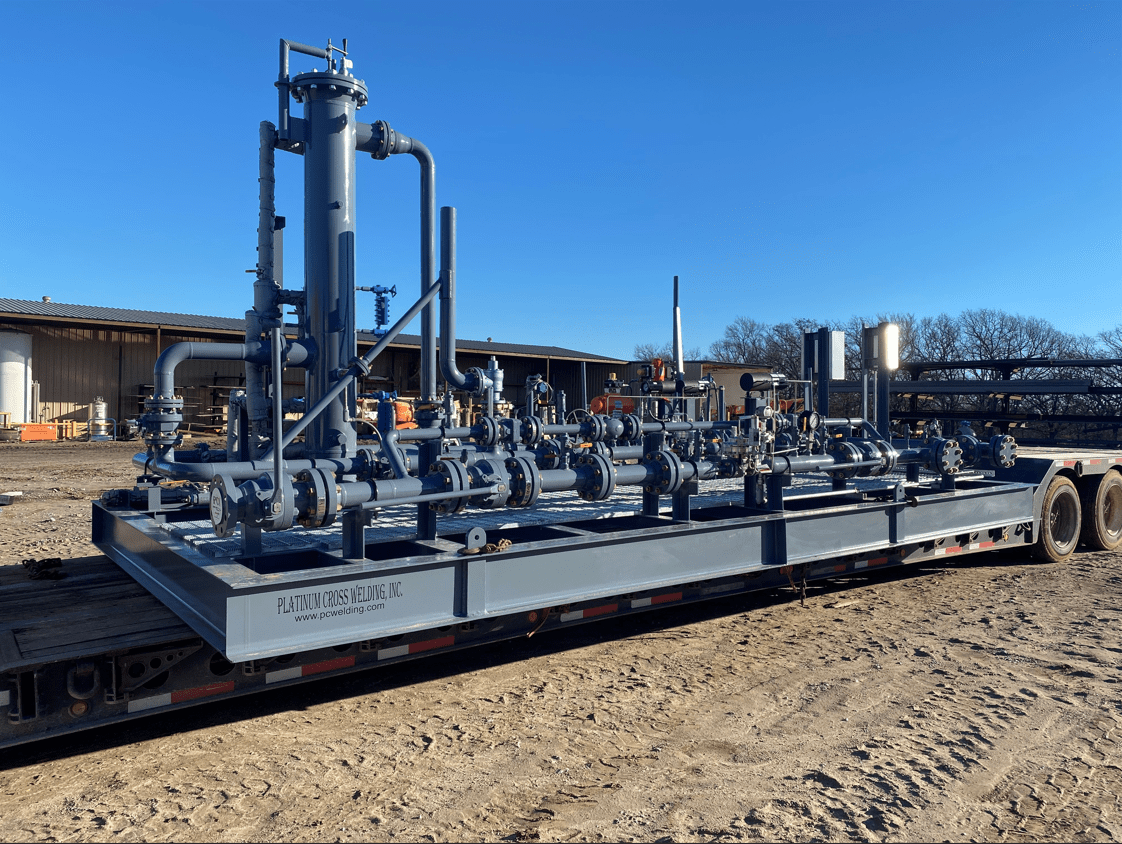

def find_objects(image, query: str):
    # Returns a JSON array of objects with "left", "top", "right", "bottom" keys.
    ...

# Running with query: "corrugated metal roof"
[
  {"left": 0, "top": 298, "right": 246, "bottom": 331},
  {"left": 0, "top": 298, "right": 624, "bottom": 363}
]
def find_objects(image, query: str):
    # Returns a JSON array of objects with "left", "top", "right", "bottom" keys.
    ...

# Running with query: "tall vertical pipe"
[
  {"left": 355, "top": 122, "right": 439, "bottom": 399},
  {"left": 245, "top": 121, "right": 282, "bottom": 457},
  {"left": 672, "top": 275, "right": 684, "bottom": 378},
  {"left": 438, "top": 206, "right": 474, "bottom": 392},
  {"left": 292, "top": 70, "right": 368, "bottom": 459},
  {"left": 255, "top": 122, "right": 277, "bottom": 314},
  {"left": 412, "top": 144, "right": 438, "bottom": 400},
  {"left": 270, "top": 326, "right": 285, "bottom": 513}
]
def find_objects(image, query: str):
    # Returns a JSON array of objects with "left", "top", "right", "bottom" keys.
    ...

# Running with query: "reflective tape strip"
[
  {"left": 867, "top": 557, "right": 888, "bottom": 567},
  {"left": 934, "top": 546, "right": 962, "bottom": 556},
  {"left": 834, "top": 564, "right": 847, "bottom": 572},
  {"left": 265, "top": 666, "right": 302, "bottom": 684},
  {"left": 1090, "top": 459, "right": 1102, "bottom": 465},
  {"left": 1064, "top": 460, "right": 1077, "bottom": 467},
  {"left": 967, "top": 541, "right": 996, "bottom": 551},
  {"left": 129, "top": 693, "right": 172, "bottom": 713},
  {"left": 561, "top": 603, "right": 619, "bottom": 622},
  {"left": 584, "top": 603, "right": 618, "bottom": 618},
  {"left": 302, "top": 655, "right": 355, "bottom": 676},
  {"left": 699, "top": 582, "right": 744, "bottom": 596},
  {"left": 0, "top": 690, "right": 9, "bottom": 707},
  {"left": 173, "top": 681, "right": 237, "bottom": 703},
  {"left": 410, "top": 635, "right": 454, "bottom": 654},
  {"left": 378, "top": 636, "right": 455, "bottom": 661},
  {"left": 128, "top": 681, "right": 235, "bottom": 713},
  {"left": 854, "top": 560, "right": 869, "bottom": 569},
  {"left": 265, "top": 655, "right": 356, "bottom": 685}
]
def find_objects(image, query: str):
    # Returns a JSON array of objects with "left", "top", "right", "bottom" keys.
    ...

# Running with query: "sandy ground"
[{"left": 0, "top": 440, "right": 1119, "bottom": 843}]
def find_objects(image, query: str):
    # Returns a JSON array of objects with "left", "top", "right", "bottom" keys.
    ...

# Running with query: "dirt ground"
[{"left": 0, "top": 440, "right": 1119, "bottom": 843}]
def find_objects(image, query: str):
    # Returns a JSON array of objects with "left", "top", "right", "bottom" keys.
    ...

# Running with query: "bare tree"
[
  {"left": 915, "top": 313, "right": 966, "bottom": 374},
  {"left": 1099, "top": 325, "right": 1122, "bottom": 357},
  {"left": 632, "top": 341, "right": 702, "bottom": 362},
  {"left": 706, "top": 316, "right": 818, "bottom": 374},
  {"left": 706, "top": 317, "right": 772, "bottom": 365}
]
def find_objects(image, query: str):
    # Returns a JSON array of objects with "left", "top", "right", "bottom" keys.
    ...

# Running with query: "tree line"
[{"left": 635, "top": 309, "right": 1122, "bottom": 446}]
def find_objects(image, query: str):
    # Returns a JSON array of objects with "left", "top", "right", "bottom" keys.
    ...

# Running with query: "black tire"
[
  {"left": 1032, "top": 475, "right": 1082, "bottom": 563},
  {"left": 1079, "top": 470, "right": 1122, "bottom": 551}
]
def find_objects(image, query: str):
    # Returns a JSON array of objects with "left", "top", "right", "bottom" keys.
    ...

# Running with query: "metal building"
[{"left": 0, "top": 298, "right": 625, "bottom": 431}]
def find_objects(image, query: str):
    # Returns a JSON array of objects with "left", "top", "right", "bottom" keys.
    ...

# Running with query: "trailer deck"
[{"left": 5, "top": 447, "right": 1120, "bottom": 750}]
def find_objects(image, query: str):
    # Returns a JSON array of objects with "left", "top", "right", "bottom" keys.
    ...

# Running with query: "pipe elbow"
[
  {"left": 154, "top": 341, "right": 270, "bottom": 398},
  {"left": 405, "top": 137, "right": 429, "bottom": 163},
  {"left": 438, "top": 358, "right": 478, "bottom": 394},
  {"left": 153, "top": 343, "right": 193, "bottom": 398},
  {"left": 381, "top": 429, "right": 411, "bottom": 479}
]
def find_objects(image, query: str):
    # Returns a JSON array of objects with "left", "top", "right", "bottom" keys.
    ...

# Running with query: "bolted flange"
[
  {"left": 576, "top": 452, "right": 616, "bottom": 502},
  {"left": 430, "top": 459, "right": 471, "bottom": 515},
  {"left": 505, "top": 455, "right": 542, "bottom": 508},
  {"left": 990, "top": 435, "right": 1017, "bottom": 468}
]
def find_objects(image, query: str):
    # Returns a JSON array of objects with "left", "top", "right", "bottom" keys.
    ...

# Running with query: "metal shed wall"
[{"left": 0, "top": 317, "right": 625, "bottom": 432}]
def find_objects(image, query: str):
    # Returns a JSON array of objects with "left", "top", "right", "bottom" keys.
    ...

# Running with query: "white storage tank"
[{"left": 0, "top": 329, "right": 33, "bottom": 425}]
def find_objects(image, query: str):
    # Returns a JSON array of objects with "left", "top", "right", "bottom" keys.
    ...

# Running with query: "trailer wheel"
[
  {"left": 1079, "top": 470, "right": 1122, "bottom": 551},
  {"left": 1032, "top": 476, "right": 1081, "bottom": 563}
]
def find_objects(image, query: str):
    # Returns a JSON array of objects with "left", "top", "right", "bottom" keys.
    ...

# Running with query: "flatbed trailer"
[{"left": 3, "top": 446, "right": 1119, "bottom": 750}]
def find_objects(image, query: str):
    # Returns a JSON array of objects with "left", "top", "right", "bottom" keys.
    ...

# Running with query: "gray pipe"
[
  {"left": 153, "top": 342, "right": 270, "bottom": 404},
  {"left": 380, "top": 429, "right": 411, "bottom": 479},
  {"left": 438, "top": 206, "right": 480, "bottom": 394},
  {"left": 270, "top": 327, "right": 285, "bottom": 513},
  {"left": 243, "top": 313, "right": 267, "bottom": 460},
  {"left": 151, "top": 338, "right": 316, "bottom": 411},
  {"left": 144, "top": 338, "right": 315, "bottom": 476},
  {"left": 614, "top": 463, "right": 654, "bottom": 486},
  {"left": 134, "top": 453, "right": 362, "bottom": 483},
  {"left": 245, "top": 120, "right": 282, "bottom": 457},
  {"left": 355, "top": 122, "right": 438, "bottom": 400},
  {"left": 412, "top": 141, "right": 438, "bottom": 400},
  {"left": 672, "top": 275, "right": 684, "bottom": 378},
  {"left": 535, "top": 459, "right": 708, "bottom": 496},
  {"left": 388, "top": 416, "right": 727, "bottom": 444},
  {"left": 394, "top": 426, "right": 472, "bottom": 441},
  {"left": 254, "top": 122, "right": 279, "bottom": 318},
  {"left": 263, "top": 276, "right": 443, "bottom": 461},
  {"left": 769, "top": 454, "right": 877, "bottom": 475},
  {"left": 277, "top": 39, "right": 331, "bottom": 141},
  {"left": 606, "top": 445, "right": 644, "bottom": 461},
  {"left": 358, "top": 484, "right": 501, "bottom": 511}
]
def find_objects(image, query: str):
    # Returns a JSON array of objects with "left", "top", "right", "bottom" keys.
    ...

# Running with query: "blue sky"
[{"left": 2, "top": 1, "right": 1119, "bottom": 360}]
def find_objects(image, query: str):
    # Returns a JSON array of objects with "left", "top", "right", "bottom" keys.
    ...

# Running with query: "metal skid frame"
[{"left": 93, "top": 476, "right": 1035, "bottom": 662}]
